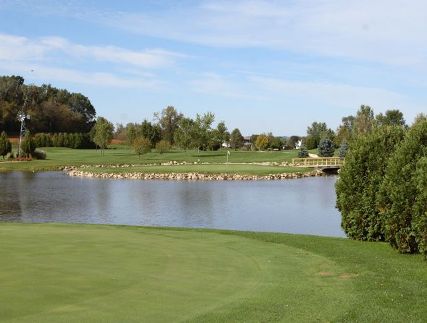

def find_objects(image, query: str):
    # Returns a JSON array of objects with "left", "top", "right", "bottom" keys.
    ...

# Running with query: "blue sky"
[{"left": 0, "top": 0, "right": 426, "bottom": 135}]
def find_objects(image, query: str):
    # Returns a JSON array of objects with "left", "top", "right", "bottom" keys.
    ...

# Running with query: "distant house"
[
  {"left": 295, "top": 140, "right": 303, "bottom": 149},
  {"left": 243, "top": 136, "right": 252, "bottom": 148}
]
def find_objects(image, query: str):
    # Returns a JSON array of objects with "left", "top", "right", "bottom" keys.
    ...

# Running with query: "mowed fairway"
[
  {"left": 0, "top": 147, "right": 302, "bottom": 173},
  {"left": 0, "top": 224, "right": 425, "bottom": 322}
]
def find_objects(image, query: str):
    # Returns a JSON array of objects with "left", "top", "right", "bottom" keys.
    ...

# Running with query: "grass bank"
[
  {"left": 0, "top": 147, "right": 307, "bottom": 175},
  {"left": 0, "top": 223, "right": 425, "bottom": 322}
]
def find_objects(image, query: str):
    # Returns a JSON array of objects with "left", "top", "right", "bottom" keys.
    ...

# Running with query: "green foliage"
[
  {"left": 306, "top": 122, "right": 335, "bottom": 149},
  {"left": 125, "top": 121, "right": 161, "bottom": 147},
  {"left": 34, "top": 133, "right": 93, "bottom": 149},
  {"left": 92, "top": 117, "right": 114, "bottom": 155},
  {"left": 155, "top": 140, "right": 171, "bottom": 154},
  {"left": 334, "top": 116, "right": 355, "bottom": 146},
  {"left": 338, "top": 141, "right": 348, "bottom": 158},
  {"left": 298, "top": 147, "right": 309, "bottom": 158},
  {"left": 414, "top": 157, "right": 427, "bottom": 259},
  {"left": 230, "top": 128, "right": 244, "bottom": 149},
  {"left": 32, "top": 149, "right": 47, "bottom": 160},
  {"left": 354, "top": 105, "right": 375, "bottom": 136},
  {"left": 155, "top": 106, "right": 183, "bottom": 144},
  {"left": 318, "top": 138, "right": 335, "bottom": 157},
  {"left": 336, "top": 126, "right": 405, "bottom": 241},
  {"left": 0, "top": 75, "right": 95, "bottom": 134},
  {"left": 133, "top": 137, "right": 151, "bottom": 158},
  {"left": 193, "top": 112, "right": 215, "bottom": 150},
  {"left": 208, "top": 121, "right": 230, "bottom": 150},
  {"left": 255, "top": 134, "right": 270, "bottom": 150},
  {"left": 378, "top": 120, "right": 427, "bottom": 254},
  {"left": 34, "top": 133, "right": 52, "bottom": 147},
  {"left": 21, "top": 131, "right": 37, "bottom": 157},
  {"left": 0, "top": 131, "right": 12, "bottom": 159},
  {"left": 174, "top": 117, "right": 195, "bottom": 150},
  {"left": 376, "top": 109, "right": 406, "bottom": 127},
  {"left": 269, "top": 136, "right": 283, "bottom": 150},
  {"left": 304, "top": 135, "right": 317, "bottom": 150}
]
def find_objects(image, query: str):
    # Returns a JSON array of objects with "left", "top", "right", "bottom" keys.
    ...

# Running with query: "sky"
[{"left": 0, "top": 0, "right": 426, "bottom": 135}]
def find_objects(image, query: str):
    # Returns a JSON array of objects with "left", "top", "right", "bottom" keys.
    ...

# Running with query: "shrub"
[
  {"left": 414, "top": 157, "right": 427, "bottom": 259},
  {"left": 378, "top": 120, "right": 427, "bottom": 254},
  {"left": 318, "top": 138, "right": 335, "bottom": 157},
  {"left": 32, "top": 149, "right": 47, "bottom": 160},
  {"left": 298, "top": 147, "right": 309, "bottom": 158},
  {"left": 336, "top": 126, "right": 405, "bottom": 241},
  {"left": 156, "top": 140, "right": 171, "bottom": 154},
  {"left": 21, "top": 132, "right": 37, "bottom": 157},
  {"left": 133, "top": 137, "right": 151, "bottom": 158},
  {"left": 34, "top": 133, "right": 52, "bottom": 147},
  {"left": 305, "top": 135, "right": 317, "bottom": 150},
  {"left": 0, "top": 131, "right": 12, "bottom": 159}
]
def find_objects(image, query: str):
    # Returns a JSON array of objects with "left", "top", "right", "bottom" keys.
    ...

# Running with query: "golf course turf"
[
  {"left": 0, "top": 147, "right": 307, "bottom": 174},
  {"left": 0, "top": 223, "right": 425, "bottom": 322}
]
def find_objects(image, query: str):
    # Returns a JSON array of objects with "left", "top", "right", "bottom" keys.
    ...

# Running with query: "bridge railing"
[{"left": 292, "top": 157, "right": 344, "bottom": 167}]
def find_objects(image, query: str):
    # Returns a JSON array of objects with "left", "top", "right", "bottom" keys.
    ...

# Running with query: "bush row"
[{"left": 34, "top": 133, "right": 95, "bottom": 149}]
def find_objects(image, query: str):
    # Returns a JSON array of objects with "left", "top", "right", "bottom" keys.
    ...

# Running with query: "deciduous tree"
[{"left": 92, "top": 117, "right": 114, "bottom": 155}]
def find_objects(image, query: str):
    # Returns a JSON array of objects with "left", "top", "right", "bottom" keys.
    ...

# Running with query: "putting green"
[{"left": 0, "top": 224, "right": 354, "bottom": 322}]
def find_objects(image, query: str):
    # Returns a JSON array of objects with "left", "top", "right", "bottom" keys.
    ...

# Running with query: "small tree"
[
  {"left": 255, "top": 134, "right": 270, "bottom": 151},
  {"left": 318, "top": 138, "right": 335, "bottom": 157},
  {"left": 92, "top": 117, "right": 114, "bottom": 155},
  {"left": 133, "top": 137, "right": 151, "bottom": 158},
  {"left": 298, "top": 147, "right": 309, "bottom": 158},
  {"left": 0, "top": 131, "right": 12, "bottom": 159},
  {"left": 230, "top": 128, "right": 244, "bottom": 150},
  {"left": 156, "top": 140, "right": 171, "bottom": 154}
]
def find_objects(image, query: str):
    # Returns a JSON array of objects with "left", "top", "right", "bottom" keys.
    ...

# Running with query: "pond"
[{"left": 0, "top": 172, "right": 345, "bottom": 237}]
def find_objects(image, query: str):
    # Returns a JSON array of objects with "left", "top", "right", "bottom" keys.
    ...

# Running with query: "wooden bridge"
[{"left": 292, "top": 157, "right": 344, "bottom": 172}]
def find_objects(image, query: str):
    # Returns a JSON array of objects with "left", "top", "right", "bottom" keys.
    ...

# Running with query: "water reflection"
[{"left": 0, "top": 172, "right": 345, "bottom": 237}]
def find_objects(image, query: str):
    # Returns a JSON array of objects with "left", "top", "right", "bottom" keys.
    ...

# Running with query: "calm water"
[{"left": 0, "top": 172, "right": 344, "bottom": 237}]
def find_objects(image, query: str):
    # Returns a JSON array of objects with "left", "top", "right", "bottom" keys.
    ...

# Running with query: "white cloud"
[
  {"left": 0, "top": 32, "right": 186, "bottom": 89},
  {"left": 96, "top": 0, "right": 427, "bottom": 67},
  {"left": 39, "top": 36, "right": 185, "bottom": 68},
  {"left": 0, "top": 34, "right": 47, "bottom": 60},
  {"left": 0, "top": 33, "right": 184, "bottom": 68},
  {"left": 0, "top": 61, "right": 162, "bottom": 88}
]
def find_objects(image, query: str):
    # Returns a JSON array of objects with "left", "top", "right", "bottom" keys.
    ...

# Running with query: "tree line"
[{"left": 0, "top": 75, "right": 96, "bottom": 134}]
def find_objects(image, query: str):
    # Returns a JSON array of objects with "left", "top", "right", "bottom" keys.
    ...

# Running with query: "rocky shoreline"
[{"left": 64, "top": 166, "right": 324, "bottom": 181}]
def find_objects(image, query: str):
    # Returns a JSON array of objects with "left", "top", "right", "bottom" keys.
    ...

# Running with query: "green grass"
[
  {"left": 0, "top": 146, "right": 304, "bottom": 174},
  {"left": 0, "top": 223, "right": 425, "bottom": 322}
]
